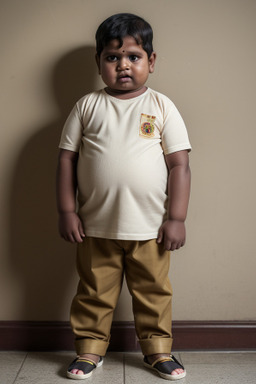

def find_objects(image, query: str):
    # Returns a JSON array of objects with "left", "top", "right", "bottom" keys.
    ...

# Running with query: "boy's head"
[
  {"left": 95, "top": 13, "right": 154, "bottom": 59},
  {"left": 95, "top": 13, "right": 156, "bottom": 98}
]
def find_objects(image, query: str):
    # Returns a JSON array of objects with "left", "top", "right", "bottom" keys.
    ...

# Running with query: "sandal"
[
  {"left": 144, "top": 354, "right": 186, "bottom": 381},
  {"left": 67, "top": 356, "right": 103, "bottom": 380}
]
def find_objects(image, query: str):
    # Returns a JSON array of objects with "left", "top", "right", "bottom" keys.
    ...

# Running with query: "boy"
[{"left": 57, "top": 13, "right": 191, "bottom": 381}]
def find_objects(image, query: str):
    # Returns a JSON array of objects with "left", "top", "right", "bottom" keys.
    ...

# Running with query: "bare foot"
[
  {"left": 147, "top": 353, "right": 184, "bottom": 376},
  {"left": 71, "top": 353, "right": 100, "bottom": 376}
]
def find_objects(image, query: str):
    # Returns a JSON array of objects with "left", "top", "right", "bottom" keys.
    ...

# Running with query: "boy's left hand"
[{"left": 157, "top": 220, "right": 186, "bottom": 251}]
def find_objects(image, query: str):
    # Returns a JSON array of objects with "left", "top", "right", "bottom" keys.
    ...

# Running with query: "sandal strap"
[
  {"left": 151, "top": 355, "right": 173, "bottom": 368},
  {"left": 76, "top": 358, "right": 96, "bottom": 366},
  {"left": 151, "top": 354, "right": 184, "bottom": 370},
  {"left": 170, "top": 354, "right": 185, "bottom": 370}
]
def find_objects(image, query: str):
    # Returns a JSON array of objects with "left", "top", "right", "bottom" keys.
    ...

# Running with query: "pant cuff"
[
  {"left": 139, "top": 337, "right": 173, "bottom": 355},
  {"left": 75, "top": 338, "right": 109, "bottom": 356}
]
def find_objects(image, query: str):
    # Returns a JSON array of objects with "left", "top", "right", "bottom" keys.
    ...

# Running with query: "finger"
[
  {"left": 171, "top": 241, "right": 183, "bottom": 251},
  {"left": 63, "top": 233, "right": 75, "bottom": 243},
  {"left": 165, "top": 240, "right": 172, "bottom": 251},
  {"left": 68, "top": 233, "right": 76, "bottom": 243},
  {"left": 73, "top": 230, "right": 84, "bottom": 243},
  {"left": 61, "top": 232, "right": 69, "bottom": 242},
  {"left": 176, "top": 240, "right": 185, "bottom": 250},
  {"left": 78, "top": 222, "right": 86, "bottom": 238},
  {"left": 171, "top": 242, "right": 179, "bottom": 251},
  {"left": 157, "top": 229, "right": 163, "bottom": 243},
  {"left": 173, "top": 242, "right": 180, "bottom": 250}
]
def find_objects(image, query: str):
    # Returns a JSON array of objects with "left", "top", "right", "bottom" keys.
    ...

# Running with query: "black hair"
[{"left": 95, "top": 13, "right": 154, "bottom": 58}]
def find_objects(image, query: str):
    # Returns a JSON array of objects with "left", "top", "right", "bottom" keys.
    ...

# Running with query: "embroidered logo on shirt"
[{"left": 140, "top": 114, "right": 156, "bottom": 138}]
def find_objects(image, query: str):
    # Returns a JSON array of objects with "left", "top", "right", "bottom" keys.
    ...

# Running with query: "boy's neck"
[{"left": 104, "top": 86, "right": 148, "bottom": 99}]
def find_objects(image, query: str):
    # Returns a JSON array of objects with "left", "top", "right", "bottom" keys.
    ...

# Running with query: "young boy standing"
[{"left": 57, "top": 13, "right": 191, "bottom": 381}]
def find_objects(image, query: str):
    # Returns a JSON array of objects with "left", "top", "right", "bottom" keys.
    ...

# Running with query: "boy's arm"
[
  {"left": 157, "top": 150, "right": 191, "bottom": 251},
  {"left": 56, "top": 149, "right": 85, "bottom": 243}
]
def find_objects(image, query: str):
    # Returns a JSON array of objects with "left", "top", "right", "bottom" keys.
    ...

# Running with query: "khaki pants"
[{"left": 70, "top": 237, "right": 173, "bottom": 356}]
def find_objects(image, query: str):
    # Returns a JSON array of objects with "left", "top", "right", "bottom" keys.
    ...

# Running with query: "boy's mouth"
[{"left": 118, "top": 74, "right": 132, "bottom": 82}]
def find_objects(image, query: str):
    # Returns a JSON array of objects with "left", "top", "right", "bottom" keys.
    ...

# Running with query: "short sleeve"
[
  {"left": 58, "top": 104, "right": 83, "bottom": 152},
  {"left": 161, "top": 101, "right": 191, "bottom": 155}
]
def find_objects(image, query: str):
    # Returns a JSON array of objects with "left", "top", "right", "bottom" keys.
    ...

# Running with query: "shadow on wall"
[{"left": 8, "top": 46, "right": 99, "bottom": 321}]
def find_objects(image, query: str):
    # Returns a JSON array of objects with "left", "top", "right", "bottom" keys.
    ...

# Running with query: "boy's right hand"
[{"left": 58, "top": 212, "right": 85, "bottom": 243}]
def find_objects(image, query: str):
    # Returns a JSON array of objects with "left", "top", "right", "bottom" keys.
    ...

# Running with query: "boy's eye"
[
  {"left": 129, "top": 55, "right": 139, "bottom": 62},
  {"left": 107, "top": 55, "right": 118, "bottom": 62}
]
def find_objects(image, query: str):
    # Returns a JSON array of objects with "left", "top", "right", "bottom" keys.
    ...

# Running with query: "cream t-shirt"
[{"left": 59, "top": 88, "right": 191, "bottom": 240}]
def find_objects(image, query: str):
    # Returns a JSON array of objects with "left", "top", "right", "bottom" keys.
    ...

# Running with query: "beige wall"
[{"left": 1, "top": 0, "right": 256, "bottom": 322}]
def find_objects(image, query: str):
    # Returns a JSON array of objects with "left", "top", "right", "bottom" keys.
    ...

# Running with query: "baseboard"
[{"left": 0, "top": 321, "right": 255, "bottom": 351}]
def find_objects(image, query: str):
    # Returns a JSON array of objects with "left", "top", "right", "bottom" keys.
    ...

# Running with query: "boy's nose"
[{"left": 117, "top": 58, "right": 130, "bottom": 70}]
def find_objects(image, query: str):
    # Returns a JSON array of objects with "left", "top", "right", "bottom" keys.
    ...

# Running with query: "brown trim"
[
  {"left": 0, "top": 321, "right": 255, "bottom": 351},
  {"left": 171, "top": 321, "right": 256, "bottom": 350}
]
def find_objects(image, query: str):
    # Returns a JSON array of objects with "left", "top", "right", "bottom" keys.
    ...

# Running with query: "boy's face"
[{"left": 96, "top": 36, "right": 156, "bottom": 98}]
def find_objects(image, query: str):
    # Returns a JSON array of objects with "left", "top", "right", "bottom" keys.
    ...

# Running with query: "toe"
[
  {"left": 71, "top": 368, "right": 84, "bottom": 375},
  {"left": 77, "top": 370, "right": 84, "bottom": 375},
  {"left": 171, "top": 368, "right": 184, "bottom": 375}
]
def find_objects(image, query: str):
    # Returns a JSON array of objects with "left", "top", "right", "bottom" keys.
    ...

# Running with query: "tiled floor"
[{"left": 1, "top": 351, "right": 256, "bottom": 384}]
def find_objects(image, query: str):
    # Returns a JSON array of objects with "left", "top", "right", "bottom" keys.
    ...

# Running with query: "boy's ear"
[
  {"left": 148, "top": 52, "right": 156, "bottom": 73},
  {"left": 95, "top": 54, "right": 101, "bottom": 74}
]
